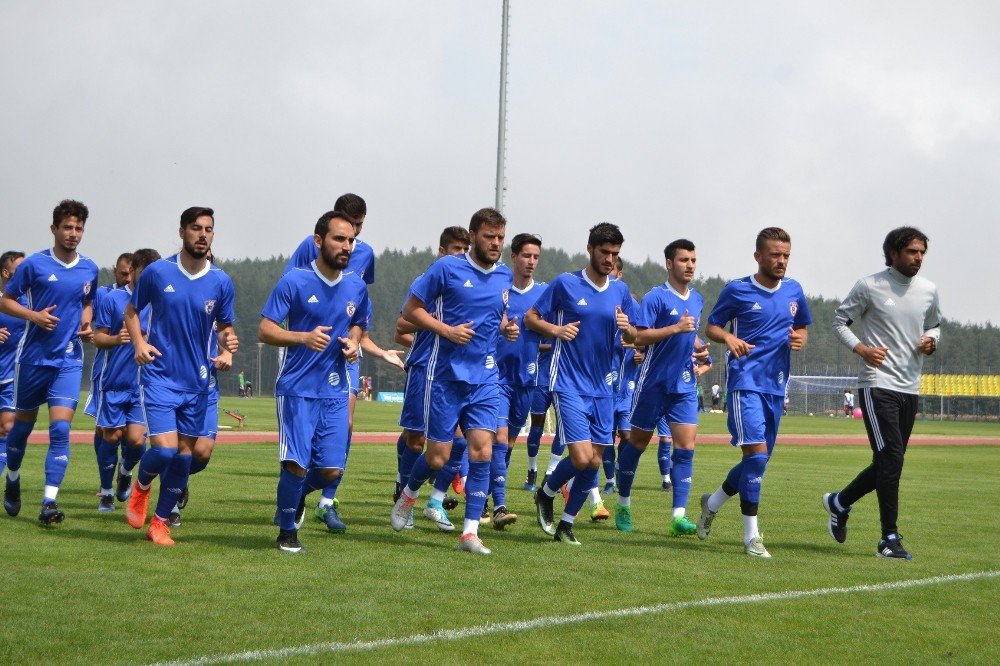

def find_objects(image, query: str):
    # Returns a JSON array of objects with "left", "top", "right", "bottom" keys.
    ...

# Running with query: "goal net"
[{"left": 785, "top": 375, "right": 857, "bottom": 415}]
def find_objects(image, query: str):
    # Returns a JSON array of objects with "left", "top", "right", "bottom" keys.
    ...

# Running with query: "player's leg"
[
  {"left": 555, "top": 396, "right": 613, "bottom": 545},
  {"left": 455, "top": 381, "right": 500, "bottom": 552},
  {"left": 0, "top": 396, "right": 13, "bottom": 476},
  {"left": 95, "top": 390, "right": 128, "bottom": 511},
  {"left": 664, "top": 392, "right": 699, "bottom": 536},
  {"left": 656, "top": 415, "right": 672, "bottom": 490},
  {"left": 827, "top": 387, "right": 882, "bottom": 545},
  {"left": 37, "top": 364, "right": 82, "bottom": 524},
  {"left": 116, "top": 419, "right": 146, "bottom": 502},
  {"left": 490, "top": 384, "right": 513, "bottom": 525},
  {"left": 423, "top": 430, "right": 465, "bottom": 532},
  {"left": 534, "top": 392, "right": 586, "bottom": 536},
  {"left": 317, "top": 379, "right": 357, "bottom": 512},
  {"left": 4, "top": 364, "right": 56, "bottom": 517},
  {"left": 127, "top": 386, "right": 182, "bottom": 531},
  {"left": 613, "top": 390, "right": 663, "bottom": 532},
  {"left": 524, "top": 389, "right": 549, "bottom": 490}
]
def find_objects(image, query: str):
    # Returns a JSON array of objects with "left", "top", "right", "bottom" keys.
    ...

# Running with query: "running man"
[
  {"left": 0, "top": 252, "right": 28, "bottom": 479},
  {"left": 696, "top": 227, "right": 811, "bottom": 558},
  {"left": 261, "top": 211, "right": 369, "bottom": 553},
  {"left": 526, "top": 222, "right": 637, "bottom": 546},
  {"left": 1, "top": 200, "right": 99, "bottom": 524},
  {"left": 123, "top": 207, "right": 238, "bottom": 546},
  {"left": 823, "top": 226, "right": 941, "bottom": 560}
]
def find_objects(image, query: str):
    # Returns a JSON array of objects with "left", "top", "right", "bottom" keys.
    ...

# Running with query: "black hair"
[
  {"left": 755, "top": 227, "right": 790, "bottom": 251},
  {"left": 116, "top": 252, "right": 133, "bottom": 266},
  {"left": 664, "top": 238, "right": 695, "bottom": 261},
  {"left": 439, "top": 226, "right": 470, "bottom": 249},
  {"left": 882, "top": 226, "right": 929, "bottom": 266},
  {"left": 588, "top": 222, "right": 624, "bottom": 247},
  {"left": 469, "top": 207, "right": 507, "bottom": 233},
  {"left": 52, "top": 199, "right": 89, "bottom": 227},
  {"left": 511, "top": 233, "right": 542, "bottom": 256},
  {"left": 314, "top": 210, "right": 355, "bottom": 239},
  {"left": 334, "top": 193, "right": 367, "bottom": 221},
  {"left": 0, "top": 250, "right": 25, "bottom": 273},
  {"left": 130, "top": 248, "right": 161, "bottom": 272},
  {"left": 180, "top": 207, "right": 214, "bottom": 229}
]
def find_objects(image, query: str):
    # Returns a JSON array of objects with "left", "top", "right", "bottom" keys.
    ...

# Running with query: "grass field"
[{"left": 3, "top": 436, "right": 998, "bottom": 664}]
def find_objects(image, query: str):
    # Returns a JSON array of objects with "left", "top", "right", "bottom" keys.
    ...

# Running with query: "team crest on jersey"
[
  {"left": 346, "top": 301, "right": 356, "bottom": 317},
  {"left": 328, "top": 372, "right": 341, "bottom": 386},
  {"left": 789, "top": 301, "right": 798, "bottom": 317},
  {"left": 83, "top": 282, "right": 91, "bottom": 295},
  {"left": 204, "top": 299, "right": 216, "bottom": 315}
]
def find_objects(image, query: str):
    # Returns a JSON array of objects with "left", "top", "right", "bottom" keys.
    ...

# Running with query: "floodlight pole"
[{"left": 494, "top": 0, "right": 510, "bottom": 212}]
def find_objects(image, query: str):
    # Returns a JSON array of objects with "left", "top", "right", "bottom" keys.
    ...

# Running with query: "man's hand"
[
  {"left": 555, "top": 320, "right": 581, "bottom": 342},
  {"left": 615, "top": 306, "right": 631, "bottom": 333},
  {"left": 445, "top": 321, "right": 476, "bottom": 345},
  {"left": 675, "top": 310, "right": 695, "bottom": 334},
  {"left": 78, "top": 320, "right": 94, "bottom": 343},
  {"left": 382, "top": 349, "right": 406, "bottom": 369},
  {"left": 693, "top": 341, "right": 710, "bottom": 363},
  {"left": 33, "top": 305, "right": 59, "bottom": 331},
  {"left": 212, "top": 348, "right": 233, "bottom": 371},
  {"left": 855, "top": 343, "right": 889, "bottom": 368},
  {"left": 220, "top": 328, "right": 239, "bottom": 354},
  {"left": 502, "top": 316, "right": 520, "bottom": 342},
  {"left": 0, "top": 327, "right": 8, "bottom": 344},
  {"left": 305, "top": 325, "right": 333, "bottom": 352},
  {"left": 724, "top": 334, "right": 755, "bottom": 359},
  {"left": 117, "top": 326, "right": 131, "bottom": 345},
  {"left": 340, "top": 336, "right": 359, "bottom": 363},
  {"left": 789, "top": 327, "right": 806, "bottom": 351},
  {"left": 134, "top": 341, "right": 162, "bottom": 366},
  {"left": 918, "top": 336, "right": 936, "bottom": 356}
]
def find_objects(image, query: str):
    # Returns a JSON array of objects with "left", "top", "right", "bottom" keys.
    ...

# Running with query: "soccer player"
[
  {"left": 91, "top": 250, "right": 158, "bottom": 511},
  {"left": 696, "top": 227, "right": 811, "bottom": 558},
  {"left": 1, "top": 200, "right": 99, "bottom": 524},
  {"left": 389, "top": 207, "right": 517, "bottom": 555},
  {"left": 261, "top": 211, "right": 369, "bottom": 553},
  {"left": 823, "top": 227, "right": 941, "bottom": 560},
  {"left": 526, "top": 222, "right": 637, "bottom": 546},
  {"left": 614, "top": 239, "right": 705, "bottom": 536},
  {"left": 492, "top": 232, "right": 547, "bottom": 528},
  {"left": 123, "top": 207, "right": 238, "bottom": 546},
  {"left": 0, "top": 251, "right": 28, "bottom": 478}
]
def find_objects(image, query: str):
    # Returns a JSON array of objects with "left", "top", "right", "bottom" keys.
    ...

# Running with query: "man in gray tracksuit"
[{"left": 823, "top": 226, "right": 941, "bottom": 560}]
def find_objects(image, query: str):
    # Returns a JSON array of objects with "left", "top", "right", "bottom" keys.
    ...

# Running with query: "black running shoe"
[
  {"left": 38, "top": 501, "right": 65, "bottom": 526},
  {"left": 524, "top": 469, "right": 538, "bottom": 491},
  {"left": 115, "top": 469, "right": 133, "bottom": 503},
  {"left": 442, "top": 495, "right": 459, "bottom": 511},
  {"left": 534, "top": 487, "right": 556, "bottom": 536},
  {"left": 4, "top": 476, "right": 21, "bottom": 517},
  {"left": 393, "top": 482, "right": 401, "bottom": 503},
  {"left": 822, "top": 492, "right": 850, "bottom": 544},
  {"left": 877, "top": 533, "right": 912, "bottom": 560},
  {"left": 98, "top": 494, "right": 116, "bottom": 512},
  {"left": 492, "top": 504, "right": 517, "bottom": 530},
  {"left": 661, "top": 479, "right": 672, "bottom": 492},
  {"left": 276, "top": 530, "right": 306, "bottom": 554},
  {"left": 553, "top": 519, "right": 581, "bottom": 546},
  {"left": 168, "top": 509, "right": 182, "bottom": 528},
  {"left": 481, "top": 500, "right": 491, "bottom": 524},
  {"left": 176, "top": 485, "right": 189, "bottom": 510}
]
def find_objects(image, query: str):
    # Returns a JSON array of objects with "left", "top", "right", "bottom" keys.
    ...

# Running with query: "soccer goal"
[{"left": 785, "top": 375, "right": 857, "bottom": 416}]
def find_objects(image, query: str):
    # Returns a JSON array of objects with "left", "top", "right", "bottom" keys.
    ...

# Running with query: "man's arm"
[
  {"left": 524, "top": 307, "right": 579, "bottom": 341},
  {"left": 402, "top": 294, "right": 474, "bottom": 345},
  {"left": 832, "top": 279, "right": 886, "bottom": 366},
  {"left": 360, "top": 335, "right": 405, "bottom": 369},
  {"left": 706, "top": 322, "right": 754, "bottom": 359},
  {"left": 0, "top": 293, "right": 59, "bottom": 330},
  {"left": 633, "top": 309, "right": 696, "bottom": 347},
  {"left": 124, "top": 302, "right": 160, "bottom": 365}
]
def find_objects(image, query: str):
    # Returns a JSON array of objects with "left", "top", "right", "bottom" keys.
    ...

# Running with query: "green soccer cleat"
[
  {"left": 553, "top": 520, "right": 582, "bottom": 546},
  {"left": 614, "top": 502, "right": 633, "bottom": 533},
  {"left": 668, "top": 515, "right": 698, "bottom": 536}
]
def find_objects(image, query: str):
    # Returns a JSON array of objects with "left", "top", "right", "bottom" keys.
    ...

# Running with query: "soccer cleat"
[
  {"left": 98, "top": 495, "right": 116, "bottom": 512},
  {"left": 276, "top": 530, "right": 306, "bottom": 554},
  {"left": 662, "top": 479, "right": 672, "bottom": 492},
  {"left": 451, "top": 474, "right": 465, "bottom": 496},
  {"left": 534, "top": 488, "right": 556, "bottom": 536},
  {"left": 4, "top": 476, "right": 21, "bottom": 517},
  {"left": 602, "top": 481, "right": 616, "bottom": 495},
  {"left": 668, "top": 515, "right": 698, "bottom": 536},
  {"left": 313, "top": 504, "right": 329, "bottom": 523},
  {"left": 614, "top": 503, "right": 633, "bottom": 533},
  {"left": 560, "top": 484, "right": 569, "bottom": 502},
  {"left": 115, "top": 470, "right": 133, "bottom": 502},
  {"left": 442, "top": 495, "right": 459, "bottom": 511},
  {"left": 877, "top": 533, "right": 913, "bottom": 560},
  {"left": 168, "top": 509, "right": 182, "bottom": 528},
  {"left": 294, "top": 495, "right": 307, "bottom": 530},
  {"left": 481, "top": 501, "right": 491, "bottom": 524},
  {"left": 553, "top": 520, "right": 582, "bottom": 546},
  {"left": 393, "top": 481, "right": 401, "bottom": 503},
  {"left": 457, "top": 533, "right": 492, "bottom": 555},
  {"left": 492, "top": 505, "right": 517, "bottom": 530},
  {"left": 320, "top": 504, "right": 347, "bottom": 533},
  {"left": 745, "top": 536, "right": 771, "bottom": 558},
  {"left": 822, "top": 492, "right": 850, "bottom": 544},
  {"left": 126, "top": 481, "right": 151, "bottom": 529},
  {"left": 390, "top": 492, "right": 417, "bottom": 532},
  {"left": 176, "top": 485, "right": 189, "bottom": 510},
  {"left": 696, "top": 493, "right": 716, "bottom": 540},
  {"left": 524, "top": 469, "right": 537, "bottom": 491},
  {"left": 38, "top": 501, "right": 65, "bottom": 525},
  {"left": 404, "top": 507, "right": 414, "bottom": 529},
  {"left": 591, "top": 503, "right": 610, "bottom": 521},
  {"left": 146, "top": 516, "right": 175, "bottom": 546},
  {"left": 423, "top": 498, "right": 455, "bottom": 532}
]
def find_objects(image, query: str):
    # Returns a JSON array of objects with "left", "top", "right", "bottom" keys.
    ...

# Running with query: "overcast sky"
[{"left": 1, "top": 2, "right": 997, "bottom": 323}]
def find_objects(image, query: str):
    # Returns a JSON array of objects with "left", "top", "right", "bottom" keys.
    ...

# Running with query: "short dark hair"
[
  {"left": 755, "top": 227, "right": 791, "bottom": 251},
  {"left": 469, "top": 207, "right": 507, "bottom": 234},
  {"left": 588, "top": 222, "right": 624, "bottom": 247},
  {"left": 0, "top": 250, "right": 25, "bottom": 273},
  {"left": 882, "top": 226, "right": 929, "bottom": 267},
  {"left": 180, "top": 207, "right": 214, "bottom": 229},
  {"left": 52, "top": 199, "right": 88, "bottom": 227},
  {"left": 130, "top": 248, "right": 161, "bottom": 272},
  {"left": 334, "top": 193, "right": 367, "bottom": 221},
  {"left": 116, "top": 252, "right": 133, "bottom": 266},
  {"left": 664, "top": 238, "right": 695, "bottom": 261},
  {"left": 614, "top": 257, "right": 624, "bottom": 271},
  {"left": 511, "top": 233, "right": 542, "bottom": 256},
  {"left": 439, "top": 226, "right": 470, "bottom": 249},
  {"left": 314, "top": 210, "right": 354, "bottom": 239}
]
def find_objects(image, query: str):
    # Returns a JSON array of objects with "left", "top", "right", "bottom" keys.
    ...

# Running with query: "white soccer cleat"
[
  {"left": 745, "top": 536, "right": 772, "bottom": 559},
  {"left": 422, "top": 502, "right": 455, "bottom": 532},
  {"left": 696, "top": 493, "right": 716, "bottom": 541},
  {"left": 457, "top": 534, "right": 492, "bottom": 555},
  {"left": 390, "top": 493, "right": 417, "bottom": 532}
]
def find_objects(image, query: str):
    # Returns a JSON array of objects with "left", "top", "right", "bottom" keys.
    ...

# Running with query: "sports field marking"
[{"left": 155, "top": 570, "right": 998, "bottom": 665}]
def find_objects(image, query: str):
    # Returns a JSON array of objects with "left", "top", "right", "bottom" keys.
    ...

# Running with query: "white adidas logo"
[
  {"left": 884, "top": 298, "right": 896, "bottom": 306},
  {"left": 670, "top": 308, "right": 679, "bottom": 315},
  {"left": 47, "top": 274, "right": 58, "bottom": 282},
  {"left": 751, "top": 302, "right": 762, "bottom": 310},
  {"left": 307, "top": 295, "right": 319, "bottom": 304},
  {"left": 164, "top": 284, "right": 175, "bottom": 293},
  {"left": 577, "top": 298, "right": 588, "bottom": 306},
  {"left": 463, "top": 279, "right": 473, "bottom": 288}
]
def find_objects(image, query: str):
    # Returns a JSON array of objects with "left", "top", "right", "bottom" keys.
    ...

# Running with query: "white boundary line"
[{"left": 155, "top": 570, "right": 999, "bottom": 666}]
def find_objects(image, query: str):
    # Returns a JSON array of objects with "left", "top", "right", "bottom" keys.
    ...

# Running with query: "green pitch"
[{"left": 3, "top": 440, "right": 997, "bottom": 664}]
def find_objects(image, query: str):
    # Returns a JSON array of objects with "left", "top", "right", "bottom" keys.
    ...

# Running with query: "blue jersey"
[
  {"left": 635, "top": 283, "right": 705, "bottom": 394},
  {"left": 410, "top": 253, "right": 513, "bottom": 384},
  {"left": 497, "top": 280, "right": 547, "bottom": 387},
  {"left": 131, "top": 255, "right": 236, "bottom": 394},
  {"left": 2, "top": 249, "right": 99, "bottom": 368},
  {"left": 616, "top": 345, "right": 638, "bottom": 397},
  {"left": 401, "top": 279, "right": 435, "bottom": 370},
  {"left": 94, "top": 287, "right": 147, "bottom": 391},
  {"left": 89, "top": 285, "right": 116, "bottom": 385},
  {"left": 0, "top": 293, "right": 28, "bottom": 381},
  {"left": 262, "top": 263, "right": 371, "bottom": 398},
  {"left": 285, "top": 235, "right": 376, "bottom": 285},
  {"left": 707, "top": 275, "right": 812, "bottom": 397},
  {"left": 532, "top": 270, "right": 639, "bottom": 397},
  {"left": 611, "top": 294, "right": 640, "bottom": 392}
]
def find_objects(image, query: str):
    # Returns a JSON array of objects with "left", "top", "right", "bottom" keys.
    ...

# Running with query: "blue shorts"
[
  {"left": 83, "top": 384, "right": 99, "bottom": 418},
  {"left": 398, "top": 365, "right": 429, "bottom": 433},
  {"left": 1, "top": 380, "right": 14, "bottom": 412},
  {"left": 656, "top": 416, "right": 672, "bottom": 439},
  {"left": 347, "top": 359, "right": 360, "bottom": 397},
  {"left": 727, "top": 390, "right": 784, "bottom": 449},
  {"left": 529, "top": 385, "right": 552, "bottom": 415},
  {"left": 614, "top": 390, "right": 634, "bottom": 433},
  {"left": 96, "top": 388, "right": 144, "bottom": 429},
  {"left": 140, "top": 384, "right": 209, "bottom": 438},
  {"left": 425, "top": 380, "right": 499, "bottom": 444},
  {"left": 13, "top": 363, "right": 82, "bottom": 411},
  {"left": 497, "top": 383, "right": 530, "bottom": 430},
  {"left": 629, "top": 390, "right": 698, "bottom": 432},
  {"left": 277, "top": 395, "right": 350, "bottom": 469},
  {"left": 552, "top": 391, "right": 614, "bottom": 446},
  {"left": 204, "top": 395, "right": 219, "bottom": 440}
]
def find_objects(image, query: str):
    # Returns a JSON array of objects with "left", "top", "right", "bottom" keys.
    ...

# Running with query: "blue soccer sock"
[
  {"left": 276, "top": 468, "right": 307, "bottom": 532},
  {"left": 0, "top": 435, "right": 6, "bottom": 472},
  {"left": 670, "top": 448, "right": 694, "bottom": 512},
  {"left": 463, "top": 459, "right": 490, "bottom": 525},
  {"left": 550, "top": 430, "right": 565, "bottom": 456},
  {"left": 434, "top": 439, "right": 466, "bottom": 494},
  {"left": 526, "top": 425, "right": 542, "bottom": 468},
  {"left": 4, "top": 418, "right": 34, "bottom": 472},
  {"left": 544, "top": 455, "right": 579, "bottom": 496},
  {"left": 615, "top": 442, "right": 643, "bottom": 499},
  {"left": 723, "top": 459, "right": 744, "bottom": 496},
  {"left": 93, "top": 431, "right": 100, "bottom": 457},
  {"left": 136, "top": 446, "right": 177, "bottom": 488},
  {"left": 43, "top": 420, "right": 72, "bottom": 488},
  {"left": 602, "top": 444, "right": 616, "bottom": 482},
  {"left": 405, "top": 452, "right": 434, "bottom": 496},
  {"left": 96, "top": 437, "right": 118, "bottom": 491},
  {"left": 322, "top": 437, "right": 351, "bottom": 500},
  {"left": 303, "top": 468, "right": 328, "bottom": 495},
  {"left": 120, "top": 439, "right": 146, "bottom": 473},
  {"left": 399, "top": 445, "right": 422, "bottom": 489},
  {"left": 504, "top": 438, "right": 515, "bottom": 468},
  {"left": 190, "top": 456, "right": 209, "bottom": 475},
  {"left": 490, "top": 443, "right": 509, "bottom": 507},
  {"left": 738, "top": 453, "right": 769, "bottom": 513},
  {"left": 395, "top": 433, "right": 406, "bottom": 478},
  {"left": 154, "top": 453, "right": 192, "bottom": 520},
  {"left": 657, "top": 438, "right": 672, "bottom": 477},
  {"left": 459, "top": 443, "right": 469, "bottom": 480},
  {"left": 563, "top": 467, "right": 598, "bottom": 522}
]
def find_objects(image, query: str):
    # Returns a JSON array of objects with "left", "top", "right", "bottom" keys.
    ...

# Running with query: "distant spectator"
[{"left": 237, "top": 370, "right": 246, "bottom": 398}]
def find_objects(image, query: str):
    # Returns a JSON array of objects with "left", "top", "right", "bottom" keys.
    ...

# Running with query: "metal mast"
[{"left": 494, "top": 0, "right": 510, "bottom": 212}]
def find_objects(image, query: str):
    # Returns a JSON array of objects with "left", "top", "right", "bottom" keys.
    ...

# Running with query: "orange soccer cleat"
[
  {"left": 451, "top": 473, "right": 465, "bottom": 497},
  {"left": 146, "top": 516, "right": 175, "bottom": 546},
  {"left": 126, "top": 481, "right": 150, "bottom": 529}
]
